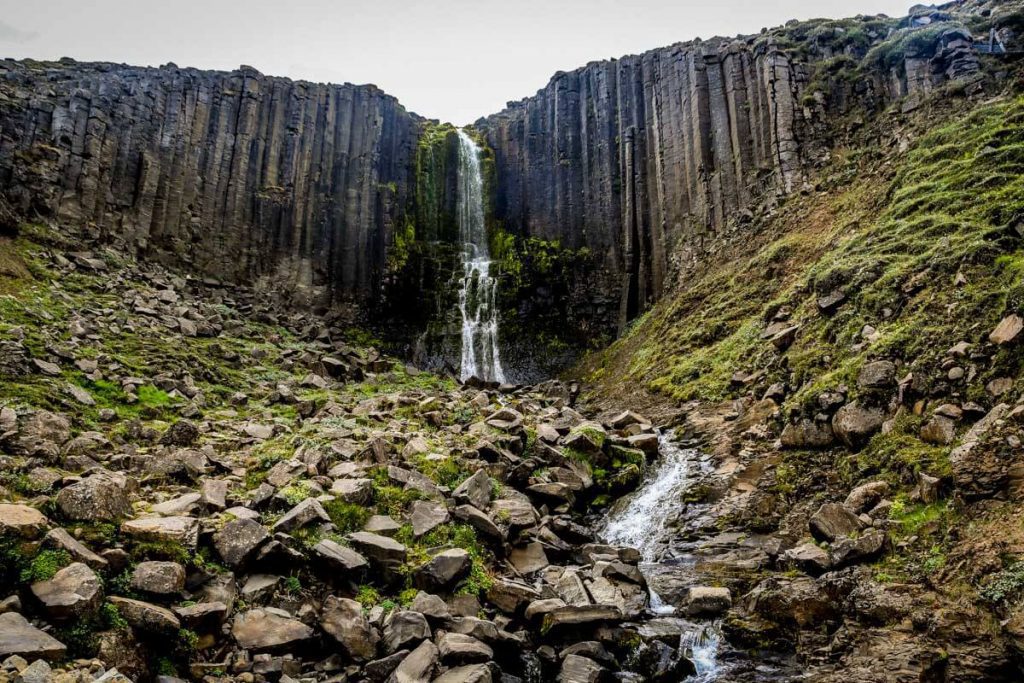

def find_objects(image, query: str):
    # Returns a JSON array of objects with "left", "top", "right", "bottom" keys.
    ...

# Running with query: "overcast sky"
[{"left": 2, "top": 0, "right": 910, "bottom": 124}]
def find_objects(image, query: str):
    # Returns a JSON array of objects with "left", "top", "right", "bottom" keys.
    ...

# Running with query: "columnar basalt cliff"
[
  {"left": 0, "top": 60, "right": 419, "bottom": 308},
  {"left": 476, "top": 15, "right": 987, "bottom": 331},
  {"left": 0, "top": 5, "right": 997, "bottom": 377}
]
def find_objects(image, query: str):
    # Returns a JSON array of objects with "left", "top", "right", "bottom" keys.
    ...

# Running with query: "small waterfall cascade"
[
  {"left": 602, "top": 433, "right": 723, "bottom": 680},
  {"left": 454, "top": 129, "right": 506, "bottom": 384}
]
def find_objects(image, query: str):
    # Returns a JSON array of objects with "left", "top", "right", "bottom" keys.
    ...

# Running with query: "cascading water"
[
  {"left": 602, "top": 433, "right": 724, "bottom": 680},
  {"left": 454, "top": 129, "right": 506, "bottom": 384}
]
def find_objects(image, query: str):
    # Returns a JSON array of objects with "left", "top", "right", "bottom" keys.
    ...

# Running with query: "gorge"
[{"left": 4, "top": 0, "right": 1024, "bottom": 682}]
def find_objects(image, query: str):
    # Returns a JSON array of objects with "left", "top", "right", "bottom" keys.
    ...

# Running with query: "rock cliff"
[
  {"left": 0, "top": 60, "right": 419, "bottom": 309},
  {"left": 477, "top": 11, "right": 988, "bottom": 332}
]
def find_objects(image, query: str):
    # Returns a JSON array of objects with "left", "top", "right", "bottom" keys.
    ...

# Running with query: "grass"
[{"left": 586, "top": 95, "right": 1024, "bottom": 415}]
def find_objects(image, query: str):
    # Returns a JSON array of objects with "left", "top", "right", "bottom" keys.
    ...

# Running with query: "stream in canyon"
[
  {"left": 602, "top": 434, "right": 725, "bottom": 681},
  {"left": 455, "top": 129, "right": 506, "bottom": 384}
]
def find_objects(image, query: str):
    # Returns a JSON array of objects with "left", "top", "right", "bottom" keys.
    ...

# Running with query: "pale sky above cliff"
[{"left": 2, "top": 0, "right": 910, "bottom": 124}]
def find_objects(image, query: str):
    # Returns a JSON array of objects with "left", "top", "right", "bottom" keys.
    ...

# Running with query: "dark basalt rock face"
[
  {"left": 476, "top": 25, "right": 984, "bottom": 333},
  {"left": 0, "top": 59, "right": 420, "bottom": 310},
  {"left": 0, "top": 16, "right": 987, "bottom": 377}
]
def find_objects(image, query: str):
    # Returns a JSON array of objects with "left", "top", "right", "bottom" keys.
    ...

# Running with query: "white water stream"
[
  {"left": 455, "top": 129, "right": 506, "bottom": 384},
  {"left": 602, "top": 433, "right": 724, "bottom": 680}
]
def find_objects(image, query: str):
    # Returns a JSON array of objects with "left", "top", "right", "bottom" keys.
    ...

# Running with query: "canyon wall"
[
  {"left": 0, "top": 60, "right": 420, "bottom": 308},
  {"left": 476, "top": 15, "right": 987, "bottom": 332},
  {"left": 0, "top": 6, "right": 997, "bottom": 377}
]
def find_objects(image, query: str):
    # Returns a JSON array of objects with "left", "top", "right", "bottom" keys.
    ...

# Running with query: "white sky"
[{"left": 1, "top": 0, "right": 911, "bottom": 124}]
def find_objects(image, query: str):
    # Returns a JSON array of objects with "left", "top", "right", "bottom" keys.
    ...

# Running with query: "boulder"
[
  {"left": 232, "top": 608, "right": 313, "bottom": 652},
  {"left": 780, "top": 420, "right": 834, "bottom": 448},
  {"left": 331, "top": 478, "right": 374, "bottom": 505},
  {"left": 857, "top": 360, "right": 897, "bottom": 390},
  {"left": 313, "top": 539, "right": 369, "bottom": 574},
  {"left": 831, "top": 528, "right": 887, "bottom": 568},
  {"left": 542, "top": 605, "right": 621, "bottom": 631},
  {"left": 453, "top": 469, "right": 492, "bottom": 510},
  {"left": 809, "top": 503, "right": 864, "bottom": 542},
  {"left": 434, "top": 664, "right": 492, "bottom": 683},
  {"left": 272, "top": 498, "right": 330, "bottom": 533},
  {"left": 56, "top": 475, "right": 132, "bottom": 522},
  {"left": 415, "top": 549, "right": 471, "bottom": 591},
  {"left": 212, "top": 518, "right": 269, "bottom": 567},
  {"left": 347, "top": 532, "right": 407, "bottom": 571},
  {"left": 43, "top": 528, "right": 108, "bottom": 570},
  {"left": 30, "top": 563, "right": 102, "bottom": 620},
  {"left": 129, "top": 561, "right": 185, "bottom": 596},
  {"left": 921, "top": 416, "right": 956, "bottom": 445},
  {"left": 437, "top": 632, "right": 493, "bottom": 664},
  {"left": 109, "top": 596, "right": 181, "bottom": 634},
  {"left": 0, "top": 504, "right": 48, "bottom": 539},
  {"left": 0, "top": 613, "right": 66, "bottom": 660},
  {"left": 559, "top": 654, "right": 608, "bottom": 683},
  {"left": 384, "top": 610, "right": 431, "bottom": 653},
  {"left": 321, "top": 596, "right": 379, "bottom": 662},
  {"left": 990, "top": 314, "right": 1023, "bottom": 344},
  {"left": 683, "top": 586, "right": 732, "bottom": 617},
  {"left": 782, "top": 542, "right": 832, "bottom": 575},
  {"left": 832, "top": 403, "right": 885, "bottom": 449},
  {"left": 387, "top": 640, "right": 438, "bottom": 682},
  {"left": 844, "top": 481, "right": 890, "bottom": 514},
  {"left": 121, "top": 516, "right": 199, "bottom": 549},
  {"left": 409, "top": 501, "right": 449, "bottom": 537}
]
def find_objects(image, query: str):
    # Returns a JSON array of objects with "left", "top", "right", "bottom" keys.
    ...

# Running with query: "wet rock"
[
  {"left": 213, "top": 518, "right": 269, "bottom": 567},
  {"left": 129, "top": 561, "right": 185, "bottom": 596},
  {"left": 321, "top": 596, "right": 379, "bottom": 662},
  {"left": 832, "top": 403, "right": 885, "bottom": 449},
  {"left": 0, "top": 613, "right": 66, "bottom": 660},
  {"left": 809, "top": 503, "right": 865, "bottom": 542},
  {"left": 232, "top": 608, "right": 313, "bottom": 652},
  {"left": 683, "top": 586, "right": 732, "bottom": 617},
  {"left": 783, "top": 542, "right": 833, "bottom": 575},
  {"left": 30, "top": 563, "right": 102, "bottom": 620},
  {"left": 414, "top": 549, "right": 471, "bottom": 591}
]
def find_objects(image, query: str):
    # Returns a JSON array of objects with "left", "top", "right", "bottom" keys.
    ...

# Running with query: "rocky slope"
[{"left": 0, "top": 225, "right": 715, "bottom": 683}]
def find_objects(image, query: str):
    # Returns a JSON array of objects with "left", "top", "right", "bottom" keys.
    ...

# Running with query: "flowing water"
[
  {"left": 602, "top": 433, "right": 725, "bottom": 680},
  {"left": 455, "top": 129, "right": 506, "bottom": 384}
]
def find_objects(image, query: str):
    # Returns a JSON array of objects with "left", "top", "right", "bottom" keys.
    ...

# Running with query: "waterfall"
[
  {"left": 455, "top": 129, "right": 506, "bottom": 384},
  {"left": 603, "top": 434, "right": 696, "bottom": 562},
  {"left": 602, "top": 433, "right": 723, "bottom": 681}
]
